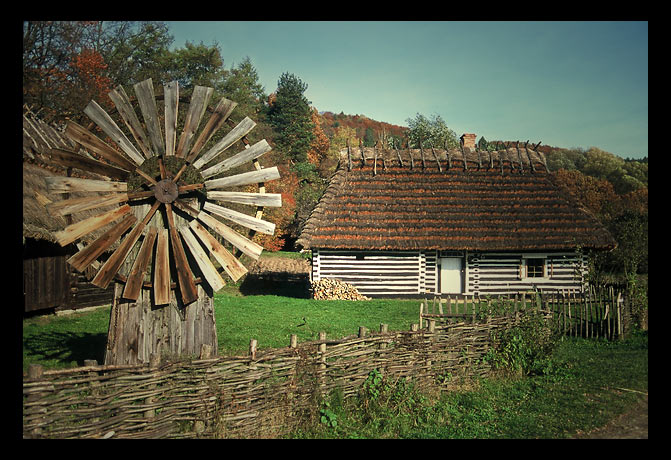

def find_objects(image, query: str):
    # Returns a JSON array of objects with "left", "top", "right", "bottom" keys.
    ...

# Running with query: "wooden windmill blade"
[{"left": 44, "top": 77, "right": 281, "bottom": 307}]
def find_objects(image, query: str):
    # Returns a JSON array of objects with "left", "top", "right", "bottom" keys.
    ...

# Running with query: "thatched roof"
[
  {"left": 296, "top": 145, "right": 616, "bottom": 252},
  {"left": 22, "top": 112, "right": 118, "bottom": 245}
]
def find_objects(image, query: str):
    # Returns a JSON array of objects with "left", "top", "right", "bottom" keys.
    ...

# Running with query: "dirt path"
[{"left": 573, "top": 395, "right": 648, "bottom": 439}]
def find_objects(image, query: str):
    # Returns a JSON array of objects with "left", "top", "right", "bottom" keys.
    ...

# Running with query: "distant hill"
[{"left": 318, "top": 111, "right": 408, "bottom": 142}]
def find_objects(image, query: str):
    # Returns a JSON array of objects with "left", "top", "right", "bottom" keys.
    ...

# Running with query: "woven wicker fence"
[{"left": 23, "top": 310, "right": 534, "bottom": 439}]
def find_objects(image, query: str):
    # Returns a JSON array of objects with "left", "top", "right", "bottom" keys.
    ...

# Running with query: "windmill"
[{"left": 44, "top": 78, "right": 281, "bottom": 364}]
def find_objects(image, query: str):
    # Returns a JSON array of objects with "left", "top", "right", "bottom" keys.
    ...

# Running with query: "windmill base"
[{"left": 104, "top": 282, "right": 218, "bottom": 365}]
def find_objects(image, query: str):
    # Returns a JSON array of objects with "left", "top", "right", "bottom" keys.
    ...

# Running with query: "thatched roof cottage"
[
  {"left": 23, "top": 111, "right": 114, "bottom": 313},
  {"left": 297, "top": 134, "right": 616, "bottom": 298}
]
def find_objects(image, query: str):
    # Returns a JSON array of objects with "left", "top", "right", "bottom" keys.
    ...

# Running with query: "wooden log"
[
  {"left": 48, "top": 148, "right": 129, "bottom": 180},
  {"left": 200, "top": 140, "right": 272, "bottom": 179},
  {"left": 53, "top": 204, "right": 132, "bottom": 247},
  {"left": 206, "top": 191, "right": 282, "bottom": 208},
  {"left": 192, "top": 116, "right": 256, "bottom": 169},
  {"left": 178, "top": 225, "right": 226, "bottom": 292},
  {"left": 108, "top": 84, "right": 153, "bottom": 159},
  {"left": 202, "top": 201, "right": 275, "bottom": 235},
  {"left": 122, "top": 226, "right": 158, "bottom": 301},
  {"left": 45, "top": 176, "right": 127, "bottom": 194},
  {"left": 84, "top": 100, "right": 145, "bottom": 165},
  {"left": 196, "top": 210, "right": 263, "bottom": 260},
  {"left": 67, "top": 214, "right": 137, "bottom": 272},
  {"left": 133, "top": 78, "right": 165, "bottom": 156},
  {"left": 163, "top": 81, "right": 179, "bottom": 156},
  {"left": 204, "top": 166, "right": 280, "bottom": 190},
  {"left": 154, "top": 229, "right": 171, "bottom": 305},
  {"left": 92, "top": 201, "right": 161, "bottom": 289},
  {"left": 188, "top": 220, "right": 247, "bottom": 282},
  {"left": 175, "top": 85, "right": 213, "bottom": 158},
  {"left": 64, "top": 121, "right": 137, "bottom": 172},
  {"left": 186, "top": 96, "right": 237, "bottom": 162}
]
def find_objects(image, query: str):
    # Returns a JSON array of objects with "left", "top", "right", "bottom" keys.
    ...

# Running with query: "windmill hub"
[{"left": 154, "top": 179, "right": 179, "bottom": 203}]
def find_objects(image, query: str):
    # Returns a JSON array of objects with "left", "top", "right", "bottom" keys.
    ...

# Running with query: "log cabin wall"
[{"left": 312, "top": 248, "right": 587, "bottom": 298}]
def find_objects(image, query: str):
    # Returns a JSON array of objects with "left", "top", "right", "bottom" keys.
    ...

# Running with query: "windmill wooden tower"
[{"left": 43, "top": 78, "right": 281, "bottom": 365}]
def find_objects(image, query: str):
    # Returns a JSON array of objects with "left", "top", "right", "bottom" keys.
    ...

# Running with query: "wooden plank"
[
  {"left": 64, "top": 121, "right": 137, "bottom": 172},
  {"left": 91, "top": 201, "right": 161, "bottom": 289},
  {"left": 48, "top": 148, "right": 129, "bottom": 180},
  {"left": 47, "top": 193, "right": 133, "bottom": 217},
  {"left": 84, "top": 100, "right": 145, "bottom": 165},
  {"left": 133, "top": 78, "right": 165, "bottom": 156},
  {"left": 196, "top": 210, "right": 263, "bottom": 260},
  {"left": 67, "top": 214, "right": 137, "bottom": 272},
  {"left": 45, "top": 176, "right": 127, "bottom": 194},
  {"left": 108, "top": 84, "right": 153, "bottom": 158},
  {"left": 204, "top": 166, "right": 280, "bottom": 190},
  {"left": 200, "top": 139, "right": 272, "bottom": 179},
  {"left": 122, "top": 226, "right": 158, "bottom": 301},
  {"left": 203, "top": 201, "right": 275, "bottom": 235},
  {"left": 163, "top": 81, "right": 179, "bottom": 156},
  {"left": 154, "top": 229, "right": 171, "bottom": 305},
  {"left": 189, "top": 220, "right": 247, "bottom": 282},
  {"left": 165, "top": 203, "right": 199, "bottom": 305},
  {"left": 186, "top": 96, "right": 237, "bottom": 163},
  {"left": 53, "top": 204, "right": 132, "bottom": 246},
  {"left": 206, "top": 191, "right": 282, "bottom": 207},
  {"left": 175, "top": 85, "right": 213, "bottom": 158},
  {"left": 178, "top": 225, "right": 226, "bottom": 292},
  {"left": 192, "top": 117, "right": 256, "bottom": 169}
]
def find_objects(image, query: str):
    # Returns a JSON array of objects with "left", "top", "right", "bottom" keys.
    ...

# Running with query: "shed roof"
[{"left": 296, "top": 145, "right": 616, "bottom": 252}]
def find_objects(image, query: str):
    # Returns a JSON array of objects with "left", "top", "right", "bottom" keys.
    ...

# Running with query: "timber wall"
[{"left": 312, "top": 249, "right": 587, "bottom": 298}]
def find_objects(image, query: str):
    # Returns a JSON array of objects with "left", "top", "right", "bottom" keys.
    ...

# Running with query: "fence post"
[
  {"left": 419, "top": 301, "right": 424, "bottom": 329},
  {"left": 290, "top": 334, "right": 298, "bottom": 349},
  {"left": 318, "top": 331, "right": 327, "bottom": 396}
]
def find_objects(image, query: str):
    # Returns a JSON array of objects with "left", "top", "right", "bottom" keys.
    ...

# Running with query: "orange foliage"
[
  {"left": 252, "top": 162, "right": 300, "bottom": 251},
  {"left": 307, "top": 108, "right": 330, "bottom": 166},
  {"left": 70, "top": 48, "right": 113, "bottom": 102}
]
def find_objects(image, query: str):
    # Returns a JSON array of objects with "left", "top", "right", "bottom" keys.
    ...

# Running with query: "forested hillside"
[{"left": 23, "top": 21, "right": 647, "bottom": 281}]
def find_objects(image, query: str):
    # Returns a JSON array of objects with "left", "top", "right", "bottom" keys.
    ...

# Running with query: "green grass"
[
  {"left": 293, "top": 331, "right": 648, "bottom": 439},
  {"left": 22, "top": 292, "right": 420, "bottom": 370}
]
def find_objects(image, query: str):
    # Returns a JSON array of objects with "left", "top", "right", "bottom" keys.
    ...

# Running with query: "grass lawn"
[{"left": 22, "top": 292, "right": 420, "bottom": 370}]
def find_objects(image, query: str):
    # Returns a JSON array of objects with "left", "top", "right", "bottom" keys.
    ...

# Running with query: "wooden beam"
[
  {"left": 187, "top": 96, "right": 237, "bottom": 162},
  {"left": 45, "top": 176, "right": 127, "bottom": 194},
  {"left": 175, "top": 85, "right": 213, "bottom": 158},
  {"left": 196, "top": 210, "right": 263, "bottom": 260},
  {"left": 64, "top": 121, "right": 137, "bottom": 172},
  {"left": 67, "top": 214, "right": 137, "bottom": 272},
  {"left": 108, "top": 84, "right": 153, "bottom": 159},
  {"left": 165, "top": 203, "right": 199, "bottom": 305},
  {"left": 163, "top": 81, "right": 179, "bottom": 156},
  {"left": 133, "top": 78, "right": 164, "bottom": 156},
  {"left": 206, "top": 191, "right": 282, "bottom": 207},
  {"left": 53, "top": 204, "right": 132, "bottom": 247},
  {"left": 192, "top": 117, "right": 256, "bottom": 169},
  {"left": 48, "top": 148, "right": 129, "bottom": 180},
  {"left": 179, "top": 225, "right": 226, "bottom": 292},
  {"left": 203, "top": 201, "right": 275, "bottom": 235},
  {"left": 122, "top": 226, "right": 158, "bottom": 301},
  {"left": 84, "top": 100, "right": 145, "bottom": 165},
  {"left": 200, "top": 139, "right": 272, "bottom": 179},
  {"left": 154, "top": 228, "right": 171, "bottom": 305},
  {"left": 204, "top": 166, "right": 280, "bottom": 190},
  {"left": 189, "top": 220, "right": 247, "bottom": 282},
  {"left": 91, "top": 201, "right": 161, "bottom": 289}
]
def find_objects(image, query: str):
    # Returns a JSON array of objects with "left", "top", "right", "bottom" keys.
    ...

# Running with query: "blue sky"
[{"left": 166, "top": 21, "right": 648, "bottom": 159}]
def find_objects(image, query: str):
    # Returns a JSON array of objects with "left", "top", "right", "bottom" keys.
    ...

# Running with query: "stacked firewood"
[{"left": 311, "top": 278, "right": 370, "bottom": 301}]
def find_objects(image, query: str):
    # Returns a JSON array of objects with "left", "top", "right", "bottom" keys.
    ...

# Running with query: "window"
[{"left": 525, "top": 258, "right": 545, "bottom": 278}]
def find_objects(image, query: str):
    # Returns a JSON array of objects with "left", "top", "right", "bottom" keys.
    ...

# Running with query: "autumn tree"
[{"left": 405, "top": 113, "right": 459, "bottom": 149}]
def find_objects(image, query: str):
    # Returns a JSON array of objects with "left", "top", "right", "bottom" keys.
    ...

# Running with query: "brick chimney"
[{"left": 460, "top": 133, "right": 477, "bottom": 150}]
